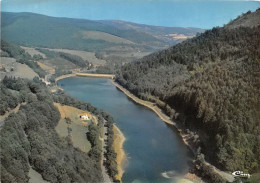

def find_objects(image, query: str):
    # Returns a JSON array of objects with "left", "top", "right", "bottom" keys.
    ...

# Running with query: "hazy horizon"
[{"left": 1, "top": 0, "right": 259, "bottom": 29}]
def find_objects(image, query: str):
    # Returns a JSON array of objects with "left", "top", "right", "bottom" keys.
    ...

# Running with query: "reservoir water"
[{"left": 58, "top": 77, "right": 192, "bottom": 183}]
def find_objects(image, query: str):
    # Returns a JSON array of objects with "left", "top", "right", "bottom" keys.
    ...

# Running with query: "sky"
[{"left": 1, "top": 0, "right": 260, "bottom": 29}]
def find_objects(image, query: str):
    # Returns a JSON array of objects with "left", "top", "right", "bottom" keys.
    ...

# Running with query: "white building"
[{"left": 79, "top": 113, "right": 91, "bottom": 120}]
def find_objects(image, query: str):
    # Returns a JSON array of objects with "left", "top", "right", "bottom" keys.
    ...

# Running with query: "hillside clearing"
[
  {"left": 81, "top": 31, "right": 134, "bottom": 44},
  {"left": 28, "top": 167, "right": 49, "bottom": 183},
  {"left": 21, "top": 46, "right": 46, "bottom": 58},
  {"left": 0, "top": 57, "right": 38, "bottom": 80},
  {"left": 45, "top": 57, "right": 77, "bottom": 70},
  {"left": 10, "top": 63, "right": 38, "bottom": 80},
  {"left": 37, "top": 62, "right": 55, "bottom": 74},
  {"left": 47, "top": 48, "right": 106, "bottom": 66},
  {"left": 54, "top": 103, "right": 93, "bottom": 153}
]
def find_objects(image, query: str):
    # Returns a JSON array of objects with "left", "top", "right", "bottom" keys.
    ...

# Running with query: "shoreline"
[
  {"left": 113, "top": 124, "right": 126, "bottom": 182},
  {"left": 109, "top": 80, "right": 195, "bottom": 149},
  {"left": 76, "top": 73, "right": 115, "bottom": 79},
  {"left": 110, "top": 80, "right": 175, "bottom": 126},
  {"left": 55, "top": 73, "right": 115, "bottom": 83},
  {"left": 109, "top": 79, "right": 200, "bottom": 152},
  {"left": 55, "top": 73, "right": 77, "bottom": 82},
  {"left": 109, "top": 80, "right": 234, "bottom": 183}
]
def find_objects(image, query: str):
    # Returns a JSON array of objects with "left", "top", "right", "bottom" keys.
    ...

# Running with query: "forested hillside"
[
  {"left": 1, "top": 12, "right": 202, "bottom": 52},
  {"left": 0, "top": 77, "right": 103, "bottom": 182},
  {"left": 0, "top": 77, "right": 119, "bottom": 183},
  {"left": 116, "top": 9, "right": 260, "bottom": 173},
  {"left": 98, "top": 20, "right": 204, "bottom": 44}
]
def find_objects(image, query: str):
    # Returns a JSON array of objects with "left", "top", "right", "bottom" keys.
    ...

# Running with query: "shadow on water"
[{"left": 166, "top": 123, "right": 194, "bottom": 158}]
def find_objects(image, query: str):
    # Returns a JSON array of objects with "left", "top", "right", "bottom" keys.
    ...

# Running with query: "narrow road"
[
  {"left": 0, "top": 103, "right": 26, "bottom": 129},
  {"left": 45, "top": 73, "right": 52, "bottom": 82},
  {"left": 204, "top": 162, "right": 235, "bottom": 182},
  {"left": 101, "top": 120, "right": 112, "bottom": 183}
]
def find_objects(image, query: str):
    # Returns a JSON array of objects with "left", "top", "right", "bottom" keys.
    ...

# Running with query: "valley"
[{"left": 1, "top": 4, "right": 260, "bottom": 183}]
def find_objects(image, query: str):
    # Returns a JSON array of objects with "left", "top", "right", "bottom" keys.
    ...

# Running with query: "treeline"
[
  {"left": 1, "top": 40, "right": 28, "bottom": 58},
  {"left": 87, "top": 123, "right": 102, "bottom": 161},
  {"left": 1, "top": 40, "right": 46, "bottom": 78},
  {"left": 96, "top": 60, "right": 123, "bottom": 74},
  {"left": 0, "top": 77, "right": 103, "bottom": 183},
  {"left": 102, "top": 112, "right": 119, "bottom": 182},
  {"left": 17, "top": 58, "right": 46, "bottom": 78},
  {"left": 95, "top": 54, "right": 141, "bottom": 74},
  {"left": 35, "top": 48, "right": 57, "bottom": 58},
  {"left": 36, "top": 48, "right": 90, "bottom": 68},
  {"left": 0, "top": 79, "right": 21, "bottom": 115},
  {"left": 59, "top": 52, "right": 89, "bottom": 68},
  {"left": 116, "top": 10, "right": 260, "bottom": 174}
]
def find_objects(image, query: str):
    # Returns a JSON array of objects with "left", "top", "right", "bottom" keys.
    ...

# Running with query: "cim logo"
[{"left": 232, "top": 171, "right": 251, "bottom": 178}]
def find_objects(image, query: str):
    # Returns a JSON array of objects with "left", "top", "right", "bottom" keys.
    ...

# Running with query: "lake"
[{"left": 58, "top": 77, "right": 192, "bottom": 183}]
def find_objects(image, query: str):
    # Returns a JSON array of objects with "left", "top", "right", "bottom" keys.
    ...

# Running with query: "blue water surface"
[{"left": 58, "top": 77, "right": 192, "bottom": 183}]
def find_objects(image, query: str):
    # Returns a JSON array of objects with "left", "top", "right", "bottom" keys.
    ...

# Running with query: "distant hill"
[
  {"left": 1, "top": 12, "right": 203, "bottom": 52},
  {"left": 98, "top": 20, "right": 204, "bottom": 44},
  {"left": 116, "top": 9, "right": 260, "bottom": 175}
]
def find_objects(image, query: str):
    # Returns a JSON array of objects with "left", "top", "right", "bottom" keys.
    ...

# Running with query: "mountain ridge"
[
  {"left": 225, "top": 9, "right": 260, "bottom": 29},
  {"left": 1, "top": 11, "right": 203, "bottom": 52}
]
